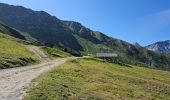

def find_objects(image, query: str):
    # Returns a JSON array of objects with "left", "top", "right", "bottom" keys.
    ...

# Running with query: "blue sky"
[{"left": 0, "top": 0, "right": 170, "bottom": 46}]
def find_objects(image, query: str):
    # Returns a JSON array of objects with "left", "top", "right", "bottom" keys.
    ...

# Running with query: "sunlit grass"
[
  {"left": 41, "top": 47, "right": 72, "bottom": 58},
  {"left": 0, "top": 33, "right": 39, "bottom": 68},
  {"left": 26, "top": 58, "right": 170, "bottom": 100}
]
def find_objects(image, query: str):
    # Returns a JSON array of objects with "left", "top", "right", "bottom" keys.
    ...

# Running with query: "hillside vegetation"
[
  {"left": 0, "top": 22, "right": 37, "bottom": 43},
  {"left": 0, "top": 3, "right": 170, "bottom": 70},
  {"left": 41, "top": 47, "right": 72, "bottom": 58},
  {"left": 26, "top": 58, "right": 170, "bottom": 100},
  {"left": 0, "top": 33, "right": 39, "bottom": 69},
  {"left": 0, "top": 22, "right": 26, "bottom": 40}
]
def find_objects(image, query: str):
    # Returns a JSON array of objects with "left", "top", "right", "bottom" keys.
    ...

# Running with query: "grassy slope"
[
  {"left": 41, "top": 47, "right": 72, "bottom": 58},
  {"left": 74, "top": 34, "right": 113, "bottom": 55},
  {"left": 26, "top": 58, "right": 170, "bottom": 100},
  {"left": 0, "top": 33, "right": 39, "bottom": 69}
]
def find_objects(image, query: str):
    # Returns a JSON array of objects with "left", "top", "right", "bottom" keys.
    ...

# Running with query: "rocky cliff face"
[{"left": 146, "top": 40, "right": 170, "bottom": 54}]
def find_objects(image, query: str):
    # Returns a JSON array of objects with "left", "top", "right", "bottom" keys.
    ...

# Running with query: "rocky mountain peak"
[{"left": 146, "top": 40, "right": 170, "bottom": 54}]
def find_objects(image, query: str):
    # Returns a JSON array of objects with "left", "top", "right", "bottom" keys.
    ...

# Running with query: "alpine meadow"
[{"left": 0, "top": 1, "right": 169, "bottom": 100}]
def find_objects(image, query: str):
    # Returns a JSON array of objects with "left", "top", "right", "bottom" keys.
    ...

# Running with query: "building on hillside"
[{"left": 96, "top": 53, "right": 118, "bottom": 63}]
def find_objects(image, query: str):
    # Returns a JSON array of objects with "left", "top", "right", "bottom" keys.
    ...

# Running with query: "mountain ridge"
[
  {"left": 0, "top": 3, "right": 170, "bottom": 70},
  {"left": 146, "top": 40, "right": 170, "bottom": 54}
]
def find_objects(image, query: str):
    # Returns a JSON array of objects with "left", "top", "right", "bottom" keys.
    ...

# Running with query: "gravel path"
[{"left": 0, "top": 59, "right": 67, "bottom": 100}]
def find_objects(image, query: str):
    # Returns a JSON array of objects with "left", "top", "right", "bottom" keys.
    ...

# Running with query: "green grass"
[
  {"left": 74, "top": 34, "right": 113, "bottom": 55},
  {"left": 25, "top": 58, "right": 170, "bottom": 100},
  {"left": 0, "top": 33, "right": 39, "bottom": 69},
  {"left": 41, "top": 47, "right": 72, "bottom": 58}
]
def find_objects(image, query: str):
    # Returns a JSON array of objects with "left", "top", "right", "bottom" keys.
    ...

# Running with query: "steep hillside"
[
  {"left": 146, "top": 40, "right": 170, "bottom": 54},
  {"left": 0, "top": 18, "right": 40, "bottom": 69},
  {"left": 26, "top": 58, "right": 170, "bottom": 100},
  {"left": 0, "top": 3, "right": 170, "bottom": 70},
  {"left": 0, "top": 3, "right": 125, "bottom": 53},
  {"left": 0, "top": 22, "right": 26, "bottom": 40},
  {"left": 0, "top": 33, "right": 39, "bottom": 69},
  {"left": 0, "top": 3, "right": 82, "bottom": 51},
  {"left": 0, "top": 22, "right": 37, "bottom": 43}
]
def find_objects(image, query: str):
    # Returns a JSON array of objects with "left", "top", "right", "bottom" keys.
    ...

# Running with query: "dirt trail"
[
  {"left": 27, "top": 46, "right": 49, "bottom": 62},
  {"left": 0, "top": 59, "right": 67, "bottom": 100},
  {"left": 0, "top": 46, "right": 72, "bottom": 100}
]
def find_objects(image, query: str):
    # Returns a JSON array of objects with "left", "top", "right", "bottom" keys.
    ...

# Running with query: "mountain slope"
[
  {"left": 0, "top": 22, "right": 26, "bottom": 40},
  {"left": 0, "top": 33, "right": 39, "bottom": 69},
  {"left": 0, "top": 3, "right": 83, "bottom": 51},
  {"left": 0, "top": 3, "right": 118, "bottom": 53},
  {"left": 0, "top": 22, "right": 37, "bottom": 43},
  {"left": 0, "top": 3, "right": 170, "bottom": 70},
  {"left": 146, "top": 40, "right": 170, "bottom": 54},
  {"left": 0, "top": 22, "right": 40, "bottom": 68}
]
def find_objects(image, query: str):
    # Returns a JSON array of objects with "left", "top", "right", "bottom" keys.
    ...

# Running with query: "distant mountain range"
[
  {"left": 146, "top": 40, "right": 170, "bottom": 54},
  {"left": 0, "top": 3, "right": 169, "bottom": 70}
]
